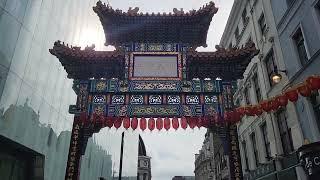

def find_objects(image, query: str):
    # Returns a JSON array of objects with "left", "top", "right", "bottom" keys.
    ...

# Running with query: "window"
[
  {"left": 251, "top": 133, "right": 259, "bottom": 166},
  {"left": 244, "top": 87, "right": 251, "bottom": 105},
  {"left": 258, "top": 13, "right": 267, "bottom": 34},
  {"left": 242, "top": 8, "right": 248, "bottom": 24},
  {"left": 265, "top": 50, "right": 275, "bottom": 86},
  {"left": 276, "top": 109, "right": 294, "bottom": 155},
  {"left": 293, "top": 28, "right": 309, "bottom": 66},
  {"left": 242, "top": 141, "right": 249, "bottom": 171},
  {"left": 316, "top": 1, "right": 320, "bottom": 20},
  {"left": 235, "top": 26, "right": 240, "bottom": 40},
  {"left": 253, "top": 74, "right": 262, "bottom": 102},
  {"left": 261, "top": 123, "right": 271, "bottom": 159}
]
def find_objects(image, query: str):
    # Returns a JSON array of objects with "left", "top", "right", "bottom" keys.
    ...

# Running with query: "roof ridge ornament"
[{"left": 128, "top": 7, "right": 139, "bottom": 15}]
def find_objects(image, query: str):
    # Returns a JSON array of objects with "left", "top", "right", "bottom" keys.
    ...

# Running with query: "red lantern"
[
  {"left": 123, "top": 117, "right": 130, "bottom": 130},
  {"left": 180, "top": 117, "right": 188, "bottom": 130},
  {"left": 172, "top": 117, "right": 179, "bottom": 130},
  {"left": 114, "top": 118, "right": 122, "bottom": 129},
  {"left": 131, "top": 117, "right": 138, "bottom": 130},
  {"left": 188, "top": 117, "right": 197, "bottom": 129},
  {"left": 231, "top": 110, "right": 241, "bottom": 123},
  {"left": 276, "top": 95, "right": 288, "bottom": 107},
  {"left": 202, "top": 116, "right": 210, "bottom": 128},
  {"left": 260, "top": 101, "right": 271, "bottom": 112},
  {"left": 105, "top": 116, "right": 113, "bottom": 128},
  {"left": 254, "top": 106, "right": 263, "bottom": 116},
  {"left": 224, "top": 112, "right": 231, "bottom": 122},
  {"left": 156, "top": 118, "right": 163, "bottom": 131},
  {"left": 270, "top": 98, "right": 280, "bottom": 111},
  {"left": 148, "top": 118, "right": 155, "bottom": 131},
  {"left": 298, "top": 84, "right": 312, "bottom": 97},
  {"left": 285, "top": 89, "right": 298, "bottom": 102},
  {"left": 197, "top": 117, "right": 203, "bottom": 128},
  {"left": 140, "top": 117, "right": 147, "bottom": 131},
  {"left": 306, "top": 76, "right": 320, "bottom": 90},
  {"left": 164, "top": 117, "right": 171, "bottom": 131},
  {"left": 245, "top": 106, "right": 255, "bottom": 116},
  {"left": 236, "top": 107, "right": 246, "bottom": 116}
]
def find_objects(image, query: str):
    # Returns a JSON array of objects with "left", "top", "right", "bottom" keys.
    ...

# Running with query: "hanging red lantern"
[
  {"left": 196, "top": 117, "right": 203, "bottom": 128},
  {"left": 188, "top": 117, "right": 197, "bottom": 129},
  {"left": 236, "top": 107, "right": 246, "bottom": 117},
  {"left": 156, "top": 118, "right": 163, "bottom": 131},
  {"left": 114, "top": 118, "right": 122, "bottom": 129},
  {"left": 276, "top": 95, "right": 288, "bottom": 107},
  {"left": 123, "top": 117, "right": 130, "bottom": 130},
  {"left": 164, "top": 117, "right": 171, "bottom": 131},
  {"left": 231, "top": 110, "right": 241, "bottom": 123},
  {"left": 260, "top": 101, "right": 271, "bottom": 112},
  {"left": 131, "top": 117, "right": 138, "bottom": 130},
  {"left": 105, "top": 116, "right": 113, "bottom": 128},
  {"left": 172, "top": 117, "right": 179, "bottom": 130},
  {"left": 224, "top": 112, "right": 231, "bottom": 122},
  {"left": 254, "top": 106, "right": 263, "bottom": 116},
  {"left": 285, "top": 89, "right": 298, "bottom": 102},
  {"left": 270, "top": 98, "right": 280, "bottom": 111},
  {"left": 298, "top": 84, "right": 312, "bottom": 97},
  {"left": 244, "top": 106, "right": 255, "bottom": 116},
  {"left": 140, "top": 117, "right": 147, "bottom": 131},
  {"left": 148, "top": 117, "right": 155, "bottom": 131},
  {"left": 306, "top": 76, "right": 320, "bottom": 90},
  {"left": 202, "top": 116, "right": 210, "bottom": 128},
  {"left": 180, "top": 117, "right": 188, "bottom": 130}
]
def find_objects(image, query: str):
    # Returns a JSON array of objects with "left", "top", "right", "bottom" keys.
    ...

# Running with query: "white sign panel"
[{"left": 133, "top": 55, "right": 178, "bottom": 78}]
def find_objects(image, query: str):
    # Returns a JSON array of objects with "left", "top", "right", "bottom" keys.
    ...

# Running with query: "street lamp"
[{"left": 270, "top": 66, "right": 287, "bottom": 84}]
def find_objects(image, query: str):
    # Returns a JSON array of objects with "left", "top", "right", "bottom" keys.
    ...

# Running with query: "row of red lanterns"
[
  {"left": 230, "top": 75, "right": 320, "bottom": 122},
  {"left": 80, "top": 114, "right": 230, "bottom": 131}
]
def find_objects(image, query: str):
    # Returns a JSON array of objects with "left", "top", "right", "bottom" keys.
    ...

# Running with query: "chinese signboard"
[{"left": 228, "top": 124, "right": 243, "bottom": 180}]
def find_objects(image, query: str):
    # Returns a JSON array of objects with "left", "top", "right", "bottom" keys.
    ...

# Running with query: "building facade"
[
  {"left": 0, "top": 0, "right": 137, "bottom": 179},
  {"left": 172, "top": 176, "right": 195, "bottom": 180},
  {"left": 195, "top": 131, "right": 215, "bottom": 180},
  {"left": 220, "top": 0, "right": 305, "bottom": 179},
  {"left": 270, "top": 0, "right": 320, "bottom": 144},
  {"left": 194, "top": 130, "right": 230, "bottom": 180}
]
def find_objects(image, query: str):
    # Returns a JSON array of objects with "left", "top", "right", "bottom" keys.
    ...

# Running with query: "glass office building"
[{"left": 0, "top": 0, "right": 138, "bottom": 179}]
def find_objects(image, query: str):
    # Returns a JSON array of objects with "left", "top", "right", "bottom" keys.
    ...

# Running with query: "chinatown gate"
[{"left": 50, "top": 1, "right": 259, "bottom": 180}]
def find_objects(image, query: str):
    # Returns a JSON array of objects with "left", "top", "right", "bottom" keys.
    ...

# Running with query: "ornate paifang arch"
[{"left": 49, "top": 1, "right": 260, "bottom": 180}]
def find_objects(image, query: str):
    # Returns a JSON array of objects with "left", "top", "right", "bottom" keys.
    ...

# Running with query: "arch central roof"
[{"left": 93, "top": 1, "right": 218, "bottom": 47}]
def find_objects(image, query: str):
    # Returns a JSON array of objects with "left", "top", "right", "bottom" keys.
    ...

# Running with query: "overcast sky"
[{"left": 88, "top": 0, "right": 235, "bottom": 180}]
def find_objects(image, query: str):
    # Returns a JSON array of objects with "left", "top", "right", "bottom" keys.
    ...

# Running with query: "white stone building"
[{"left": 220, "top": 0, "right": 305, "bottom": 179}]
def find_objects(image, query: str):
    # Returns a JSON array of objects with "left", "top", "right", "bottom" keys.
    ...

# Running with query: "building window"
[
  {"left": 229, "top": 43, "right": 233, "bottom": 49},
  {"left": 316, "top": 1, "right": 320, "bottom": 20},
  {"left": 258, "top": 13, "right": 267, "bottom": 34},
  {"left": 251, "top": 133, "right": 259, "bottom": 166},
  {"left": 276, "top": 109, "right": 294, "bottom": 155},
  {"left": 242, "top": 8, "right": 248, "bottom": 24},
  {"left": 242, "top": 141, "right": 249, "bottom": 171},
  {"left": 235, "top": 26, "right": 240, "bottom": 40},
  {"left": 265, "top": 50, "right": 275, "bottom": 86},
  {"left": 244, "top": 87, "right": 251, "bottom": 105},
  {"left": 253, "top": 74, "right": 262, "bottom": 102},
  {"left": 293, "top": 28, "right": 309, "bottom": 66},
  {"left": 261, "top": 123, "right": 271, "bottom": 159}
]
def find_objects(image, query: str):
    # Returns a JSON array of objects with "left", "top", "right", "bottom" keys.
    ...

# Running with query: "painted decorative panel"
[
  {"left": 205, "top": 95, "right": 218, "bottom": 104},
  {"left": 186, "top": 95, "right": 199, "bottom": 105},
  {"left": 111, "top": 95, "right": 125, "bottom": 105},
  {"left": 167, "top": 95, "right": 181, "bottom": 105},
  {"left": 130, "top": 95, "right": 144, "bottom": 105},
  {"left": 149, "top": 95, "right": 162, "bottom": 105},
  {"left": 93, "top": 95, "right": 106, "bottom": 104},
  {"left": 129, "top": 81, "right": 181, "bottom": 92}
]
